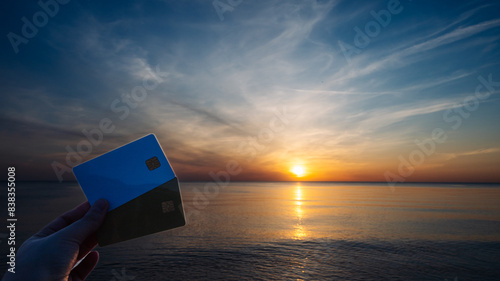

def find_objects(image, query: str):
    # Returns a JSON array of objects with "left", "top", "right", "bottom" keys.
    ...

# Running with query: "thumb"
[{"left": 60, "top": 198, "right": 109, "bottom": 244}]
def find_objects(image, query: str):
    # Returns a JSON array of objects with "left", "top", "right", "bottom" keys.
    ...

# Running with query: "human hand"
[{"left": 2, "top": 199, "right": 109, "bottom": 281}]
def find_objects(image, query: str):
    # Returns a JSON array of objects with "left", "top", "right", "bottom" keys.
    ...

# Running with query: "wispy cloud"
[{"left": 439, "top": 148, "right": 500, "bottom": 161}]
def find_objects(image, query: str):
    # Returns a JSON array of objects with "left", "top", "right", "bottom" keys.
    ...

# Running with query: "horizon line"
[{"left": 3, "top": 180, "right": 500, "bottom": 184}]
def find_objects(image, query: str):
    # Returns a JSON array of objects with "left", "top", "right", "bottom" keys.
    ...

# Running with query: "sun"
[{"left": 291, "top": 165, "right": 305, "bottom": 177}]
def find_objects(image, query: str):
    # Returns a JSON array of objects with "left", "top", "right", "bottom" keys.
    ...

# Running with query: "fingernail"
[{"left": 94, "top": 198, "right": 109, "bottom": 212}]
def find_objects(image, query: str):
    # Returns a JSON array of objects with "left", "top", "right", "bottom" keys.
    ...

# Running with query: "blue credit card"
[
  {"left": 73, "top": 134, "right": 185, "bottom": 246},
  {"left": 73, "top": 134, "right": 176, "bottom": 210}
]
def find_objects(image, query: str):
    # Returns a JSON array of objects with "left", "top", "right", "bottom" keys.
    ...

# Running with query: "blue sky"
[{"left": 1, "top": 0, "right": 499, "bottom": 182}]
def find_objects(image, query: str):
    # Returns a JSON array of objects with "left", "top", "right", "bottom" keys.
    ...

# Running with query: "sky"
[{"left": 1, "top": 0, "right": 499, "bottom": 182}]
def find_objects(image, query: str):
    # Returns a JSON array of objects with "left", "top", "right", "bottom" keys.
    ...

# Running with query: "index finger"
[{"left": 34, "top": 201, "right": 91, "bottom": 238}]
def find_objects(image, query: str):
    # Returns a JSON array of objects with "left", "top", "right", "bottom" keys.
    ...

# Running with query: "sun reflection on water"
[{"left": 294, "top": 183, "right": 307, "bottom": 239}]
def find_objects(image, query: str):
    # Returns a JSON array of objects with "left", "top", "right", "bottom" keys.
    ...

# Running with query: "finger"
[
  {"left": 71, "top": 251, "right": 99, "bottom": 281},
  {"left": 60, "top": 198, "right": 109, "bottom": 244},
  {"left": 77, "top": 232, "right": 98, "bottom": 261},
  {"left": 35, "top": 201, "right": 91, "bottom": 238}
]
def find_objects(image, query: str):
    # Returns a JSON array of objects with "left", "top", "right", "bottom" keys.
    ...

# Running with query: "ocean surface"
[{"left": 1, "top": 181, "right": 500, "bottom": 280}]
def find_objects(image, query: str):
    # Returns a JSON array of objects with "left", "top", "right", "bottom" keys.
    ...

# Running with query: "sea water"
[{"left": 1, "top": 182, "right": 499, "bottom": 280}]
